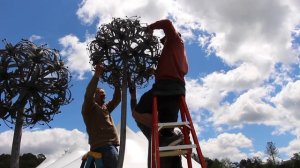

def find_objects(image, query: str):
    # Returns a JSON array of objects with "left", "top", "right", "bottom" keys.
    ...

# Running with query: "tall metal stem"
[
  {"left": 10, "top": 108, "right": 24, "bottom": 168},
  {"left": 117, "top": 61, "right": 128, "bottom": 168}
]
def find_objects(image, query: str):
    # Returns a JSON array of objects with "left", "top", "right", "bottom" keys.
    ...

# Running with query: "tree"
[
  {"left": 0, "top": 40, "right": 72, "bottom": 168},
  {"left": 0, "top": 153, "right": 46, "bottom": 168},
  {"left": 37, "top": 153, "right": 46, "bottom": 161},
  {"left": 252, "top": 156, "right": 263, "bottom": 168},
  {"left": 220, "top": 158, "right": 232, "bottom": 168},
  {"left": 291, "top": 152, "right": 300, "bottom": 168},
  {"left": 240, "top": 158, "right": 251, "bottom": 168},
  {"left": 0, "top": 154, "right": 10, "bottom": 168},
  {"left": 239, "top": 157, "right": 263, "bottom": 168},
  {"left": 265, "top": 141, "right": 279, "bottom": 166},
  {"left": 89, "top": 17, "right": 160, "bottom": 168}
]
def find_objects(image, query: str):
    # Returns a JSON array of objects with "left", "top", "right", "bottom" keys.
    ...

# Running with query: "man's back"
[{"left": 149, "top": 19, "right": 188, "bottom": 83}]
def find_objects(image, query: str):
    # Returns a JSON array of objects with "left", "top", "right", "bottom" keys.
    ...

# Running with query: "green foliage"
[
  {"left": 0, "top": 153, "right": 46, "bottom": 168},
  {"left": 196, "top": 151, "right": 300, "bottom": 168},
  {"left": 1, "top": 151, "right": 300, "bottom": 168},
  {"left": 0, "top": 154, "right": 10, "bottom": 168}
]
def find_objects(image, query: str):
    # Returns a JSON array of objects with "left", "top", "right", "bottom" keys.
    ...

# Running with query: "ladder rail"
[
  {"left": 151, "top": 95, "right": 207, "bottom": 168},
  {"left": 180, "top": 96, "right": 207, "bottom": 168},
  {"left": 180, "top": 99, "right": 193, "bottom": 168},
  {"left": 151, "top": 96, "right": 160, "bottom": 168}
]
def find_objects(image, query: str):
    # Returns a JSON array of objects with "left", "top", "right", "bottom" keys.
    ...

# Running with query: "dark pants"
[
  {"left": 135, "top": 79, "right": 185, "bottom": 168},
  {"left": 92, "top": 145, "right": 119, "bottom": 168}
]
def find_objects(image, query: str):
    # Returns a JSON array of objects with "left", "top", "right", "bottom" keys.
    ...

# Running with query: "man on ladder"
[{"left": 131, "top": 19, "right": 189, "bottom": 168}]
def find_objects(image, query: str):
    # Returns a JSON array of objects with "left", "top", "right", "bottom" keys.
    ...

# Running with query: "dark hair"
[{"left": 95, "top": 88, "right": 105, "bottom": 94}]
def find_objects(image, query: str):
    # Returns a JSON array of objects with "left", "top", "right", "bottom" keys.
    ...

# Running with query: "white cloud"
[
  {"left": 177, "top": 0, "right": 299, "bottom": 66},
  {"left": 59, "top": 34, "right": 92, "bottom": 80},
  {"left": 201, "top": 132, "right": 252, "bottom": 162},
  {"left": 249, "top": 151, "right": 267, "bottom": 161},
  {"left": 0, "top": 128, "right": 88, "bottom": 159},
  {"left": 73, "top": 0, "right": 300, "bottom": 81},
  {"left": 185, "top": 63, "right": 269, "bottom": 118},
  {"left": 29, "top": 35, "right": 42, "bottom": 42},
  {"left": 270, "top": 80, "right": 300, "bottom": 135},
  {"left": 185, "top": 78, "right": 212, "bottom": 111},
  {"left": 203, "top": 63, "right": 264, "bottom": 92},
  {"left": 76, "top": 0, "right": 172, "bottom": 26},
  {"left": 186, "top": 75, "right": 300, "bottom": 136},
  {"left": 272, "top": 80, "right": 300, "bottom": 119},
  {"left": 280, "top": 138, "right": 300, "bottom": 158},
  {"left": 0, "top": 130, "right": 14, "bottom": 154},
  {"left": 211, "top": 87, "right": 275, "bottom": 125}
]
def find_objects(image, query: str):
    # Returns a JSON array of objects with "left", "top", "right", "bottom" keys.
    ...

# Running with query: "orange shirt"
[{"left": 149, "top": 19, "right": 188, "bottom": 83}]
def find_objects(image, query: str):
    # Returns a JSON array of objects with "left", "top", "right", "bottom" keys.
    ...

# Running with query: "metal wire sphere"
[
  {"left": 89, "top": 17, "right": 160, "bottom": 88},
  {"left": 0, "top": 39, "right": 72, "bottom": 127}
]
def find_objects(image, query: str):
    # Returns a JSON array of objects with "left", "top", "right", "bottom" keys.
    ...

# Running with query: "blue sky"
[{"left": 1, "top": 0, "right": 300, "bottom": 163}]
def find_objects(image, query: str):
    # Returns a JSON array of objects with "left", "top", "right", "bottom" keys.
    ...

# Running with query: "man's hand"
[
  {"left": 129, "top": 84, "right": 137, "bottom": 115},
  {"left": 145, "top": 26, "right": 153, "bottom": 35},
  {"left": 94, "top": 64, "right": 104, "bottom": 78},
  {"left": 129, "top": 84, "right": 136, "bottom": 99}
]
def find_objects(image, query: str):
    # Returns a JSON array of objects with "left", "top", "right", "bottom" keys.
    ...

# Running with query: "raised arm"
[
  {"left": 82, "top": 64, "right": 103, "bottom": 113},
  {"left": 129, "top": 85, "right": 152, "bottom": 128},
  {"left": 148, "top": 19, "right": 178, "bottom": 39},
  {"left": 129, "top": 85, "right": 137, "bottom": 113},
  {"left": 106, "top": 85, "right": 121, "bottom": 113}
]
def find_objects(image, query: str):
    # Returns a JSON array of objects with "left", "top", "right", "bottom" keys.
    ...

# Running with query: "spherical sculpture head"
[{"left": 89, "top": 17, "right": 161, "bottom": 88}]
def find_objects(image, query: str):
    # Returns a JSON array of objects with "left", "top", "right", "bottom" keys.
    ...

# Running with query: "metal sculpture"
[
  {"left": 0, "top": 39, "right": 72, "bottom": 168},
  {"left": 89, "top": 17, "right": 160, "bottom": 168},
  {"left": 89, "top": 17, "right": 160, "bottom": 88}
]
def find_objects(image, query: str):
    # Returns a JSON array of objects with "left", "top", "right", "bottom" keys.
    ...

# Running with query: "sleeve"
[
  {"left": 106, "top": 87, "right": 121, "bottom": 113},
  {"left": 82, "top": 76, "right": 99, "bottom": 114},
  {"left": 149, "top": 19, "right": 178, "bottom": 39}
]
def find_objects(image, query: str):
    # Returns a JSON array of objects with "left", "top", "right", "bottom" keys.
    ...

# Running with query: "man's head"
[{"left": 95, "top": 88, "right": 106, "bottom": 105}]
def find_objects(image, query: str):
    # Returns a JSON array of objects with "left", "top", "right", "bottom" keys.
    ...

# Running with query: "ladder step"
[
  {"left": 160, "top": 150, "right": 189, "bottom": 157},
  {"left": 159, "top": 144, "right": 197, "bottom": 151},
  {"left": 158, "top": 121, "right": 190, "bottom": 129}
]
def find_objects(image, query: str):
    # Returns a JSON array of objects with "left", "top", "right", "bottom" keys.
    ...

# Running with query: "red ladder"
[{"left": 151, "top": 95, "right": 207, "bottom": 168}]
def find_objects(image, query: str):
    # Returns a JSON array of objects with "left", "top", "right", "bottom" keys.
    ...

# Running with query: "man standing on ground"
[
  {"left": 132, "top": 19, "right": 189, "bottom": 168},
  {"left": 82, "top": 64, "right": 121, "bottom": 168}
]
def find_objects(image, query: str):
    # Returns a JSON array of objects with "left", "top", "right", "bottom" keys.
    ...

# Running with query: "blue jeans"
[{"left": 92, "top": 144, "right": 119, "bottom": 168}]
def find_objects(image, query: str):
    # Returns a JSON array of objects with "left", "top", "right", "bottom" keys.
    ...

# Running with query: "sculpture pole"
[{"left": 117, "top": 61, "right": 128, "bottom": 168}]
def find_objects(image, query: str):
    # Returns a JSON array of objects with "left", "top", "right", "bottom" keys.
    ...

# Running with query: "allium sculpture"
[
  {"left": 89, "top": 17, "right": 160, "bottom": 168},
  {"left": 89, "top": 17, "right": 160, "bottom": 88},
  {"left": 0, "top": 39, "right": 72, "bottom": 168}
]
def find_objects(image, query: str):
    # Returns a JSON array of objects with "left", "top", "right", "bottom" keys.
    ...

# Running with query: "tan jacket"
[{"left": 82, "top": 76, "right": 121, "bottom": 150}]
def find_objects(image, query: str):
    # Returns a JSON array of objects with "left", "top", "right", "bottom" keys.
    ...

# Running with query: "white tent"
[{"left": 37, "top": 126, "right": 201, "bottom": 168}]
